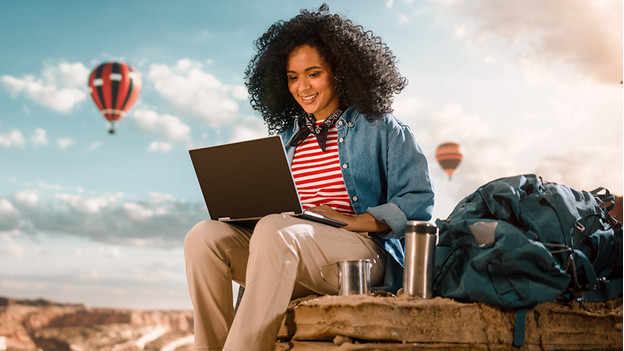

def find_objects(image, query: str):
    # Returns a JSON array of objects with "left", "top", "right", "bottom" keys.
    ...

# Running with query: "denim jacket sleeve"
[{"left": 363, "top": 116, "right": 435, "bottom": 239}]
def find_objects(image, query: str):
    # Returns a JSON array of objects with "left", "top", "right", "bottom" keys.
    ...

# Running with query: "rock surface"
[{"left": 276, "top": 294, "right": 623, "bottom": 350}]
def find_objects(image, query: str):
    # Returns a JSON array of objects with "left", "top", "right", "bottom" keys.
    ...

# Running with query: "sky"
[{"left": 0, "top": 0, "right": 621, "bottom": 310}]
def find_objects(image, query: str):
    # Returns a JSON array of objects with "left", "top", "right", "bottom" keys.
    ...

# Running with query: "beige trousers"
[{"left": 184, "top": 213, "right": 386, "bottom": 351}]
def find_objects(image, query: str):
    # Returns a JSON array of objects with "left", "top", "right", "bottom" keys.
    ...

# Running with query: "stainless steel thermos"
[{"left": 403, "top": 221, "right": 438, "bottom": 298}]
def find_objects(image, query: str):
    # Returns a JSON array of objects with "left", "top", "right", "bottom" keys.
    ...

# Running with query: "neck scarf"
[{"left": 289, "top": 106, "right": 346, "bottom": 152}]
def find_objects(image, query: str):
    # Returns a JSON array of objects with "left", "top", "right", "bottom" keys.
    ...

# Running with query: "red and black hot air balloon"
[
  {"left": 88, "top": 62, "right": 141, "bottom": 134},
  {"left": 435, "top": 142, "right": 463, "bottom": 180}
]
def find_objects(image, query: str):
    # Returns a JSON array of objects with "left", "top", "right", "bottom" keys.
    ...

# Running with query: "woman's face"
[{"left": 286, "top": 45, "right": 340, "bottom": 121}]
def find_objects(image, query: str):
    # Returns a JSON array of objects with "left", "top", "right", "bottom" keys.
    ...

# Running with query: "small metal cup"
[
  {"left": 321, "top": 259, "right": 372, "bottom": 295},
  {"left": 338, "top": 259, "right": 372, "bottom": 295},
  {"left": 403, "top": 221, "right": 438, "bottom": 298}
]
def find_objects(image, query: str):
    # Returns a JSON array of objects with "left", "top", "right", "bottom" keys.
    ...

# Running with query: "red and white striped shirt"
[{"left": 291, "top": 123, "right": 355, "bottom": 215}]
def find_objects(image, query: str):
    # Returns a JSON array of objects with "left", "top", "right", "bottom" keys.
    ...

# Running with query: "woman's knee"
[
  {"left": 250, "top": 214, "right": 303, "bottom": 252},
  {"left": 253, "top": 214, "right": 286, "bottom": 234},
  {"left": 184, "top": 220, "right": 238, "bottom": 255},
  {"left": 185, "top": 220, "right": 213, "bottom": 247}
]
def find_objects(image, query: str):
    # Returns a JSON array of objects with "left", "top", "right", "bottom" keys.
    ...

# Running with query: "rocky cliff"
[
  {"left": 276, "top": 294, "right": 623, "bottom": 350},
  {"left": 2, "top": 293, "right": 622, "bottom": 351},
  {"left": 0, "top": 296, "right": 193, "bottom": 351}
]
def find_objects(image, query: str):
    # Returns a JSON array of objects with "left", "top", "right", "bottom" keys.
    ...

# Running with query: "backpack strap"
[
  {"left": 572, "top": 249, "right": 598, "bottom": 288},
  {"left": 512, "top": 307, "right": 527, "bottom": 347},
  {"left": 585, "top": 278, "right": 623, "bottom": 301},
  {"left": 590, "top": 187, "right": 622, "bottom": 232},
  {"left": 590, "top": 187, "right": 615, "bottom": 210}
]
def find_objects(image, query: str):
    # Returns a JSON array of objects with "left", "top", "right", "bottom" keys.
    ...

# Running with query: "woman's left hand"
[{"left": 305, "top": 205, "right": 390, "bottom": 232}]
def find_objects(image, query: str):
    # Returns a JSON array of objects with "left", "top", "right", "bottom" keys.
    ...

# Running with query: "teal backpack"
[{"left": 433, "top": 174, "right": 622, "bottom": 346}]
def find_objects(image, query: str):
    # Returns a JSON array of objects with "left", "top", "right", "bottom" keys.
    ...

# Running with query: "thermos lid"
[{"left": 406, "top": 220, "right": 438, "bottom": 234}]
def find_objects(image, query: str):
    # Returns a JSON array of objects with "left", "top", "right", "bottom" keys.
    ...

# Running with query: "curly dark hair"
[{"left": 244, "top": 4, "right": 407, "bottom": 134}]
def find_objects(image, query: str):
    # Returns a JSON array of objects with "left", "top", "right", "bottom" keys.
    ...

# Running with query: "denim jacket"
[{"left": 279, "top": 105, "right": 435, "bottom": 293}]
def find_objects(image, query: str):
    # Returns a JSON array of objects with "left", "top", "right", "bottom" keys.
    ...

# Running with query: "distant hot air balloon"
[
  {"left": 88, "top": 62, "right": 141, "bottom": 134},
  {"left": 435, "top": 142, "right": 463, "bottom": 180}
]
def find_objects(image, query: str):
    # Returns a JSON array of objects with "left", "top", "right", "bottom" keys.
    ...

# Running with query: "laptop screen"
[{"left": 189, "top": 136, "right": 304, "bottom": 220}]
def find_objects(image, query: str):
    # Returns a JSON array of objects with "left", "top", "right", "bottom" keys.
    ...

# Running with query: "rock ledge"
[{"left": 276, "top": 294, "right": 623, "bottom": 350}]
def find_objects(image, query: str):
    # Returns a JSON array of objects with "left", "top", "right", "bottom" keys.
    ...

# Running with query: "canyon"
[{"left": 0, "top": 297, "right": 193, "bottom": 351}]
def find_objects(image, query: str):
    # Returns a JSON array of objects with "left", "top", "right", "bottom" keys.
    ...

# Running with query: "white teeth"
[{"left": 301, "top": 94, "right": 318, "bottom": 101}]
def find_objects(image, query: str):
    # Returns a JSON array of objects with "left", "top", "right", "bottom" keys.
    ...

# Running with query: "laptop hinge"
[
  {"left": 281, "top": 211, "right": 296, "bottom": 215},
  {"left": 218, "top": 217, "right": 231, "bottom": 221}
]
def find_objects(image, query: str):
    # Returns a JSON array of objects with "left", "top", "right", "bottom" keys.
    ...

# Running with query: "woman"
[{"left": 184, "top": 5, "right": 434, "bottom": 350}]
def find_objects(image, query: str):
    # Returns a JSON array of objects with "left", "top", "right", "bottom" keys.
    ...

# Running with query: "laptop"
[{"left": 189, "top": 135, "right": 347, "bottom": 228}]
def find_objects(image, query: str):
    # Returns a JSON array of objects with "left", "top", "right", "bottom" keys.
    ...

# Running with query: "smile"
[{"left": 301, "top": 94, "right": 318, "bottom": 102}]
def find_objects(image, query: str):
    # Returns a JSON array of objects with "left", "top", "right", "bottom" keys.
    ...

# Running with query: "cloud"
[
  {"left": 147, "top": 141, "right": 173, "bottom": 153},
  {"left": 408, "top": 103, "right": 493, "bottom": 149},
  {"left": 398, "top": 13, "right": 410, "bottom": 24},
  {"left": 87, "top": 141, "right": 102, "bottom": 151},
  {"left": 534, "top": 144, "right": 623, "bottom": 194},
  {"left": 0, "top": 244, "right": 191, "bottom": 309},
  {"left": 393, "top": 95, "right": 424, "bottom": 120},
  {"left": 1, "top": 62, "right": 90, "bottom": 112},
  {"left": 41, "top": 62, "right": 89, "bottom": 88},
  {"left": 14, "top": 190, "right": 39, "bottom": 207},
  {"left": 433, "top": 0, "right": 622, "bottom": 84},
  {"left": 0, "top": 127, "right": 78, "bottom": 150},
  {"left": 37, "top": 181, "right": 63, "bottom": 191},
  {"left": 0, "top": 130, "right": 25, "bottom": 148},
  {"left": 0, "top": 198, "right": 21, "bottom": 233},
  {"left": 229, "top": 115, "right": 268, "bottom": 143},
  {"left": 400, "top": 91, "right": 622, "bottom": 219},
  {"left": 57, "top": 138, "right": 75, "bottom": 150},
  {"left": 0, "top": 243, "right": 23, "bottom": 257},
  {"left": 131, "top": 109, "right": 191, "bottom": 143},
  {"left": 1, "top": 190, "right": 206, "bottom": 248},
  {"left": 123, "top": 202, "right": 155, "bottom": 221},
  {"left": 148, "top": 59, "right": 246, "bottom": 125},
  {"left": 31, "top": 128, "right": 49, "bottom": 148},
  {"left": 55, "top": 192, "right": 123, "bottom": 215},
  {"left": 1, "top": 279, "right": 45, "bottom": 290},
  {"left": 231, "top": 85, "right": 249, "bottom": 100},
  {"left": 0, "top": 198, "right": 18, "bottom": 215}
]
